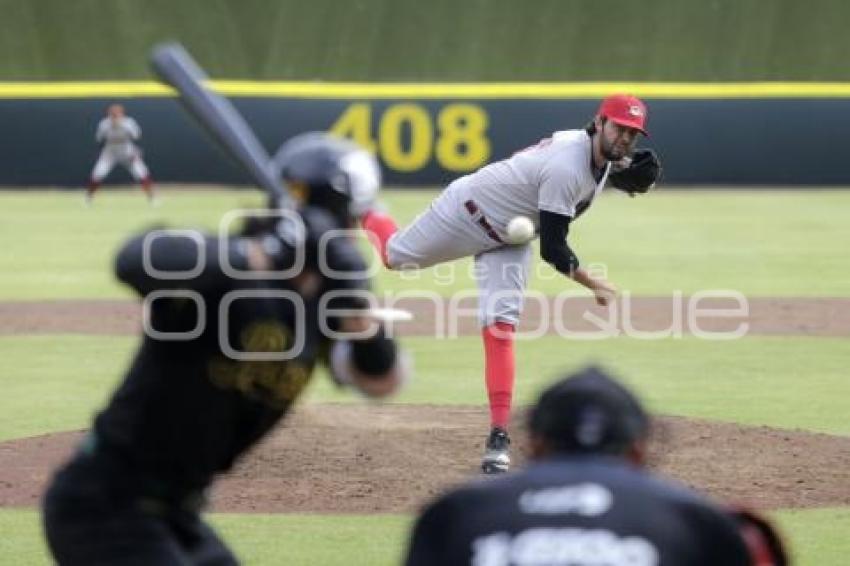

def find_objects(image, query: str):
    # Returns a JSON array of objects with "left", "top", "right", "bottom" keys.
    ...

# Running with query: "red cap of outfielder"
[{"left": 597, "top": 94, "right": 649, "bottom": 136}]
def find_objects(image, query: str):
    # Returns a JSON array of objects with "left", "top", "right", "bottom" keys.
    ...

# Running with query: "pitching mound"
[{"left": 1, "top": 404, "right": 848, "bottom": 513}]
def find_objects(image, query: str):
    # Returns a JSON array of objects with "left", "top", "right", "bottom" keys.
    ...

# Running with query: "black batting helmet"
[{"left": 272, "top": 132, "right": 381, "bottom": 225}]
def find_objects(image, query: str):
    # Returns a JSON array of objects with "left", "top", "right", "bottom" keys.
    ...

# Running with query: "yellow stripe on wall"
[
  {"left": 3, "top": 81, "right": 850, "bottom": 99},
  {"left": 0, "top": 82, "right": 172, "bottom": 98}
]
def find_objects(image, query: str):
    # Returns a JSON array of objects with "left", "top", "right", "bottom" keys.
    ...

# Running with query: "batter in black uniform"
[
  {"left": 42, "top": 134, "right": 409, "bottom": 565},
  {"left": 405, "top": 366, "right": 786, "bottom": 566}
]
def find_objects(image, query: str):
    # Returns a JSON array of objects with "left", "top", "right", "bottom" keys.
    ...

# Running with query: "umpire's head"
[{"left": 528, "top": 366, "right": 650, "bottom": 464}]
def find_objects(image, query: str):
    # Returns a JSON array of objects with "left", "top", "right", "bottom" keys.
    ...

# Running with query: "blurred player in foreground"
[
  {"left": 363, "top": 95, "right": 662, "bottom": 473},
  {"left": 86, "top": 103, "right": 157, "bottom": 205},
  {"left": 43, "top": 134, "right": 410, "bottom": 564},
  {"left": 404, "top": 366, "right": 788, "bottom": 566}
]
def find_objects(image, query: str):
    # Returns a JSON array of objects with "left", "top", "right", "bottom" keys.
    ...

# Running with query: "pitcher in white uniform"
[
  {"left": 362, "top": 94, "right": 661, "bottom": 474},
  {"left": 86, "top": 104, "right": 157, "bottom": 205}
]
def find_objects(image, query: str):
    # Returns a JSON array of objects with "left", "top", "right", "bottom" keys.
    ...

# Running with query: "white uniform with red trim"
[
  {"left": 386, "top": 129, "right": 610, "bottom": 326},
  {"left": 91, "top": 117, "right": 150, "bottom": 182}
]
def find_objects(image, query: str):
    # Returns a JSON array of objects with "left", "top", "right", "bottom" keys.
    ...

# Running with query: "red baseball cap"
[{"left": 597, "top": 94, "right": 649, "bottom": 136}]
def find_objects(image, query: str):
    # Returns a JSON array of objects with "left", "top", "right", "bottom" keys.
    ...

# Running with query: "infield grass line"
[{"left": 1, "top": 334, "right": 847, "bottom": 441}]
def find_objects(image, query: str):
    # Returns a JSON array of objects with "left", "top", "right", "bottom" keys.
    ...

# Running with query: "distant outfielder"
[
  {"left": 363, "top": 94, "right": 662, "bottom": 474},
  {"left": 86, "top": 104, "right": 157, "bottom": 205}
]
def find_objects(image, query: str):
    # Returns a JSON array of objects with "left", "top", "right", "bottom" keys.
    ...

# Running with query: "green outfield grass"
[
  {"left": 378, "top": 189, "right": 850, "bottom": 297},
  {"left": 0, "top": 508, "right": 412, "bottom": 565},
  {"left": 2, "top": 334, "right": 847, "bottom": 442},
  {"left": 0, "top": 188, "right": 848, "bottom": 299},
  {"left": 2, "top": 507, "right": 847, "bottom": 565},
  {"left": 0, "top": 189, "right": 265, "bottom": 300}
]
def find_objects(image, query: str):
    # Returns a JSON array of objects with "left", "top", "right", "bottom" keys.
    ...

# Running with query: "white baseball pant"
[
  {"left": 386, "top": 181, "right": 532, "bottom": 327},
  {"left": 91, "top": 148, "right": 149, "bottom": 182}
]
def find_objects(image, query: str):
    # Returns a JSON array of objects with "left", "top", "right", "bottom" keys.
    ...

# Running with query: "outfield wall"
[{"left": 1, "top": 82, "right": 848, "bottom": 187}]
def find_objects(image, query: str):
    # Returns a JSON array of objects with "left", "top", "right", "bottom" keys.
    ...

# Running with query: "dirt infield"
[
  {"left": 1, "top": 404, "right": 849, "bottom": 513},
  {"left": 2, "top": 297, "right": 849, "bottom": 336}
]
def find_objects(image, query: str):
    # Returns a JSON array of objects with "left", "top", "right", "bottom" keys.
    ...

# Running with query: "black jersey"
[
  {"left": 93, "top": 208, "right": 369, "bottom": 491},
  {"left": 406, "top": 455, "right": 750, "bottom": 566}
]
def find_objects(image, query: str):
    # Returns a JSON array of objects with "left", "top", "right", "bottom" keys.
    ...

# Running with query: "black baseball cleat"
[{"left": 481, "top": 427, "right": 511, "bottom": 474}]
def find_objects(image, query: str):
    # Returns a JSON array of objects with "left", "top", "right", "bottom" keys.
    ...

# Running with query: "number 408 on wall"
[{"left": 328, "top": 103, "right": 491, "bottom": 173}]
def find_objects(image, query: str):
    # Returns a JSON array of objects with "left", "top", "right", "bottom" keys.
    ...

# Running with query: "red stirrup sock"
[
  {"left": 86, "top": 179, "right": 100, "bottom": 198},
  {"left": 362, "top": 210, "right": 399, "bottom": 268},
  {"left": 482, "top": 321, "right": 516, "bottom": 430},
  {"left": 141, "top": 176, "right": 154, "bottom": 197}
]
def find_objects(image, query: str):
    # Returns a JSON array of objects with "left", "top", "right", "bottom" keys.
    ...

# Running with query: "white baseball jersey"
[
  {"left": 91, "top": 116, "right": 149, "bottom": 182},
  {"left": 385, "top": 129, "right": 611, "bottom": 327},
  {"left": 452, "top": 129, "right": 611, "bottom": 235},
  {"left": 96, "top": 117, "right": 141, "bottom": 159}
]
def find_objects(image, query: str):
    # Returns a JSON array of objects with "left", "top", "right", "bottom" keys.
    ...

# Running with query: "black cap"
[{"left": 528, "top": 366, "right": 649, "bottom": 455}]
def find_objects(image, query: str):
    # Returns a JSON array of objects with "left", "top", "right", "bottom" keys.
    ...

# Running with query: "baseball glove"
[{"left": 608, "top": 148, "right": 662, "bottom": 195}]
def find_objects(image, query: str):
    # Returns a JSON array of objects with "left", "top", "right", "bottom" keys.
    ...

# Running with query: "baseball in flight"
[{"left": 506, "top": 216, "right": 535, "bottom": 244}]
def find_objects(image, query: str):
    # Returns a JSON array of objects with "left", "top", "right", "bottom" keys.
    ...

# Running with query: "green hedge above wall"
[{"left": 1, "top": 0, "right": 848, "bottom": 81}]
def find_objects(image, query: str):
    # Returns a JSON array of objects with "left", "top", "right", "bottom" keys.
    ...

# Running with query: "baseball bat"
[{"left": 149, "top": 42, "right": 289, "bottom": 208}]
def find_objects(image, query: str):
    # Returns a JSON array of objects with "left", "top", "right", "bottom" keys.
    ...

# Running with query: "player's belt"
[{"left": 464, "top": 200, "right": 504, "bottom": 244}]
